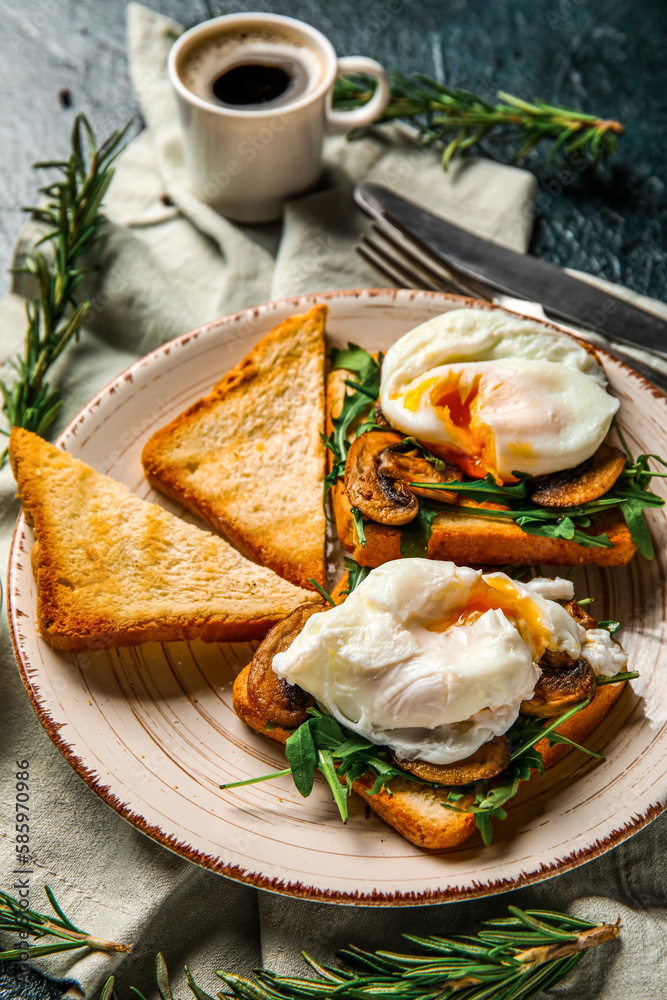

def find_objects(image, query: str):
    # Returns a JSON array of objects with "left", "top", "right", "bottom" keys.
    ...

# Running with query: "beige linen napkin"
[{"left": 1, "top": 4, "right": 666, "bottom": 999}]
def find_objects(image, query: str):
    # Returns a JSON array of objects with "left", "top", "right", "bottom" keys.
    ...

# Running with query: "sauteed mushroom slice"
[
  {"left": 563, "top": 600, "right": 598, "bottom": 631},
  {"left": 344, "top": 431, "right": 419, "bottom": 525},
  {"left": 373, "top": 402, "right": 391, "bottom": 428},
  {"left": 388, "top": 735, "right": 511, "bottom": 786},
  {"left": 377, "top": 444, "right": 461, "bottom": 503},
  {"left": 521, "top": 660, "right": 597, "bottom": 718},
  {"left": 529, "top": 442, "right": 626, "bottom": 507},
  {"left": 247, "top": 604, "right": 322, "bottom": 727}
]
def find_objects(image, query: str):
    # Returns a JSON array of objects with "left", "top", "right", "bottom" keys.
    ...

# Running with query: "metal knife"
[{"left": 354, "top": 182, "right": 667, "bottom": 360}]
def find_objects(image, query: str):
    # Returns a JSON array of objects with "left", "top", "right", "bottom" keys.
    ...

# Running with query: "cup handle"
[{"left": 326, "top": 56, "right": 390, "bottom": 133}]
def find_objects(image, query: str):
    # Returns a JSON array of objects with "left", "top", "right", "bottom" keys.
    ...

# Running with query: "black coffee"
[
  {"left": 212, "top": 63, "right": 291, "bottom": 106},
  {"left": 180, "top": 29, "right": 323, "bottom": 111}
]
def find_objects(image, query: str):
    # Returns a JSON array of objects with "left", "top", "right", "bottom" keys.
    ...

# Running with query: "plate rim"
[{"left": 7, "top": 286, "right": 667, "bottom": 906}]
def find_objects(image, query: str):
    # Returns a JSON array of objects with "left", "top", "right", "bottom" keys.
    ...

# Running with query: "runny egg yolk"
[
  {"left": 425, "top": 575, "right": 549, "bottom": 659},
  {"left": 403, "top": 372, "right": 506, "bottom": 481}
]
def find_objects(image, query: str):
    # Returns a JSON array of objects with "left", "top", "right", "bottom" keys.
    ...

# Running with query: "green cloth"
[{"left": 1, "top": 5, "right": 666, "bottom": 999}]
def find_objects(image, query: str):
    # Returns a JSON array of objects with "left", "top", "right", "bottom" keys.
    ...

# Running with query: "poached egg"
[
  {"left": 379, "top": 308, "right": 620, "bottom": 483},
  {"left": 272, "top": 560, "right": 626, "bottom": 765}
]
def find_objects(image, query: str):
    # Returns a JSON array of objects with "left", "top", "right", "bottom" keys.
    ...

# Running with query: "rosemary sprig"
[
  {"left": 0, "top": 114, "right": 131, "bottom": 465},
  {"left": 191, "top": 907, "right": 619, "bottom": 1000},
  {"left": 0, "top": 885, "right": 129, "bottom": 961},
  {"left": 333, "top": 72, "right": 623, "bottom": 167},
  {"left": 0, "top": 889, "right": 620, "bottom": 1000}
]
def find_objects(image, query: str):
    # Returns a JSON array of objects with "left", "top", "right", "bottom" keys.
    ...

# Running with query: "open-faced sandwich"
[
  {"left": 228, "top": 557, "right": 633, "bottom": 848},
  {"left": 327, "top": 307, "right": 664, "bottom": 568}
]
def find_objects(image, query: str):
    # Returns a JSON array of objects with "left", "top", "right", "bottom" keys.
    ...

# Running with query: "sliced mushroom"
[
  {"left": 540, "top": 601, "right": 599, "bottom": 668},
  {"left": 388, "top": 735, "right": 511, "bottom": 786},
  {"left": 529, "top": 442, "right": 626, "bottom": 508},
  {"left": 344, "top": 431, "right": 419, "bottom": 525},
  {"left": 377, "top": 444, "right": 461, "bottom": 503},
  {"left": 373, "top": 402, "right": 391, "bottom": 428},
  {"left": 521, "top": 659, "right": 597, "bottom": 717},
  {"left": 247, "top": 604, "right": 322, "bottom": 728},
  {"left": 563, "top": 599, "right": 598, "bottom": 631}
]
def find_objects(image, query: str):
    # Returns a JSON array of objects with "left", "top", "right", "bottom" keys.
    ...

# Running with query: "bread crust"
[
  {"left": 326, "top": 368, "right": 636, "bottom": 568},
  {"left": 142, "top": 305, "right": 328, "bottom": 589},
  {"left": 232, "top": 662, "right": 625, "bottom": 850},
  {"left": 10, "top": 428, "right": 318, "bottom": 652}
]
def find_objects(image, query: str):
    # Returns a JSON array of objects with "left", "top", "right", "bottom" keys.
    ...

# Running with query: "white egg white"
[
  {"left": 379, "top": 308, "right": 619, "bottom": 481},
  {"left": 272, "top": 560, "right": 626, "bottom": 765}
]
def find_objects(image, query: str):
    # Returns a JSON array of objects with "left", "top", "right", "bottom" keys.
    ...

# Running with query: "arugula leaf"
[
  {"left": 328, "top": 348, "right": 381, "bottom": 468},
  {"left": 619, "top": 499, "right": 655, "bottom": 558},
  {"left": 473, "top": 812, "right": 494, "bottom": 847},
  {"left": 317, "top": 748, "right": 350, "bottom": 821},
  {"left": 593, "top": 453, "right": 665, "bottom": 557},
  {"left": 406, "top": 446, "right": 666, "bottom": 558},
  {"left": 547, "top": 732, "right": 605, "bottom": 759},
  {"left": 307, "top": 578, "right": 336, "bottom": 606},
  {"left": 413, "top": 472, "right": 530, "bottom": 505},
  {"left": 509, "top": 700, "right": 591, "bottom": 763},
  {"left": 351, "top": 506, "right": 367, "bottom": 547},
  {"left": 596, "top": 670, "right": 639, "bottom": 685},
  {"left": 285, "top": 723, "right": 317, "bottom": 797},
  {"left": 343, "top": 556, "right": 370, "bottom": 594},
  {"left": 444, "top": 695, "right": 612, "bottom": 845},
  {"left": 516, "top": 515, "right": 613, "bottom": 548},
  {"left": 399, "top": 504, "right": 439, "bottom": 557},
  {"left": 444, "top": 771, "right": 523, "bottom": 846},
  {"left": 330, "top": 344, "right": 377, "bottom": 379},
  {"left": 221, "top": 707, "right": 428, "bottom": 819},
  {"left": 401, "top": 436, "right": 446, "bottom": 471}
]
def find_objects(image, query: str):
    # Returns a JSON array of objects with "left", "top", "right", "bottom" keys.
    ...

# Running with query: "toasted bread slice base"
[
  {"left": 142, "top": 305, "right": 327, "bottom": 589},
  {"left": 332, "top": 481, "right": 636, "bottom": 567},
  {"left": 326, "top": 367, "right": 636, "bottom": 568},
  {"left": 10, "top": 429, "right": 318, "bottom": 652},
  {"left": 232, "top": 662, "right": 625, "bottom": 850}
]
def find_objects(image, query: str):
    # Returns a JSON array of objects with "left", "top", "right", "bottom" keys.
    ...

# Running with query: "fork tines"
[{"left": 356, "top": 222, "right": 492, "bottom": 300}]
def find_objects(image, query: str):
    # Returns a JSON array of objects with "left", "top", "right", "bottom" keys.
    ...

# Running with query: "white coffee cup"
[{"left": 168, "top": 13, "right": 389, "bottom": 223}]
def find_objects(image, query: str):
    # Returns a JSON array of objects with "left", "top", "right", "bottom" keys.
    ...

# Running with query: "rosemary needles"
[
  {"left": 0, "top": 114, "right": 130, "bottom": 465},
  {"left": 0, "top": 886, "right": 619, "bottom": 1000},
  {"left": 0, "top": 885, "right": 129, "bottom": 962},
  {"left": 196, "top": 907, "right": 619, "bottom": 1000},
  {"left": 332, "top": 72, "right": 623, "bottom": 168}
]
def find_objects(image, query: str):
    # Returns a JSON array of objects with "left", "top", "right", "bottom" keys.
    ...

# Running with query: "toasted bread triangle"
[
  {"left": 141, "top": 305, "right": 327, "bottom": 589},
  {"left": 10, "top": 429, "right": 319, "bottom": 652}
]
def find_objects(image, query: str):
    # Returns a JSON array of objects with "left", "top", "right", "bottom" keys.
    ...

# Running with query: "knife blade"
[{"left": 355, "top": 182, "right": 667, "bottom": 359}]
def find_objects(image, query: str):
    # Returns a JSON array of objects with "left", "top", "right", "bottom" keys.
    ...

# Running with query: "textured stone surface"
[{"left": 1, "top": 0, "right": 665, "bottom": 300}]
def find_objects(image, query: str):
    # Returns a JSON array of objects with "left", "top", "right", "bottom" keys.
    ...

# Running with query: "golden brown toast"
[
  {"left": 232, "top": 662, "right": 625, "bottom": 850},
  {"left": 327, "top": 367, "right": 636, "bottom": 568},
  {"left": 10, "top": 428, "right": 318, "bottom": 652},
  {"left": 142, "top": 305, "right": 327, "bottom": 589}
]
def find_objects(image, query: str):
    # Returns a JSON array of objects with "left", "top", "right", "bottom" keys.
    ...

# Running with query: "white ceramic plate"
[{"left": 8, "top": 289, "right": 667, "bottom": 905}]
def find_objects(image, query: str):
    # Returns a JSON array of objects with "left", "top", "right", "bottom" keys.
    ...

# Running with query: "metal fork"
[{"left": 354, "top": 221, "right": 667, "bottom": 392}]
